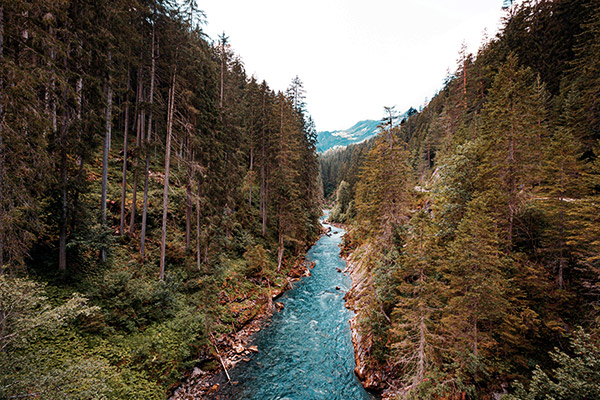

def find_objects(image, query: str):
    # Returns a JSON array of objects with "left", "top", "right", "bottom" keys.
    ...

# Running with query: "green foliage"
[
  {"left": 324, "top": 1, "right": 600, "bottom": 397},
  {"left": 330, "top": 180, "right": 352, "bottom": 222},
  {"left": 0, "top": 0, "right": 321, "bottom": 397},
  {"left": 0, "top": 275, "right": 98, "bottom": 352},
  {"left": 504, "top": 328, "right": 600, "bottom": 400},
  {"left": 87, "top": 270, "right": 181, "bottom": 332},
  {"left": 244, "top": 244, "right": 272, "bottom": 280}
]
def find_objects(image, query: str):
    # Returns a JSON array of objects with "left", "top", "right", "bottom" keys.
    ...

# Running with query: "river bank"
[
  {"left": 174, "top": 215, "right": 373, "bottom": 399},
  {"left": 342, "top": 238, "right": 401, "bottom": 399},
  {"left": 169, "top": 230, "right": 323, "bottom": 399}
]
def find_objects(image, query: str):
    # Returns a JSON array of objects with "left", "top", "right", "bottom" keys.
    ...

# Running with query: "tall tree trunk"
[
  {"left": 249, "top": 146, "right": 253, "bottom": 208},
  {"left": 59, "top": 111, "right": 68, "bottom": 272},
  {"left": 140, "top": 26, "right": 156, "bottom": 257},
  {"left": 417, "top": 314, "right": 426, "bottom": 384},
  {"left": 196, "top": 181, "right": 202, "bottom": 270},
  {"left": 463, "top": 57, "right": 468, "bottom": 110},
  {"left": 55, "top": 33, "right": 67, "bottom": 272},
  {"left": 558, "top": 158, "right": 566, "bottom": 289},
  {"left": 277, "top": 209, "right": 283, "bottom": 272},
  {"left": 185, "top": 138, "right": 192, "bottom": 250},
  {"left": 506, "top": 99, "right": 516, "bottom": 245},
  {"left": 100, "top": 54, "right": 112, "bottom": 263},
  {"left": 260, "top": 147, "right": 265, "bottom": 235},
  {"left": 129, "top": 65, "right": 144, "bottom": 234},
  {"left": 160, "top": 70, "right": 176, "bottom": 280},
  {"left": 119, "top": 62, "right": 131, "bottom": 235},
  {"left": 220, "top": 35, "right": 225, "bottom": 108},
  {"left": 71, "top": 71, "right": 84, "bottom": 234}
]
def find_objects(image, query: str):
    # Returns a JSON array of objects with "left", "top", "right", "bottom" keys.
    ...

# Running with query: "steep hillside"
[{"left": 326, "top": 0, "right": 600, "bottom": 398}]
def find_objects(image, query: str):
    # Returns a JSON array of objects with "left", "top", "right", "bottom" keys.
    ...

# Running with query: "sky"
[{"left": 197, "top": 0, "right": 509, "bottom": 132}]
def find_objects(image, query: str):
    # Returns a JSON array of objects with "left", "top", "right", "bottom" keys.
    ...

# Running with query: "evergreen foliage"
[
  {"left": 328, "top": 0, "right": 600, "bottom": 397},
  {"left": 0, "top": 1, "right": 320, "bottom": 397}
]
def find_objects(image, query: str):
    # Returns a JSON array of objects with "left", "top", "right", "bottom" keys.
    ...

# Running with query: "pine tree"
[
  {"left": 477, "top": 53, "right": 544, "bottom": 245},
  {"left": 389, "top": 210, "right": 444, "bottom": 393},
  {"left": 354, "top": 132, "right": 413, "bottom": 245},
  {"left": 441, "top": 198, "right": 514, "bottom": 388}
]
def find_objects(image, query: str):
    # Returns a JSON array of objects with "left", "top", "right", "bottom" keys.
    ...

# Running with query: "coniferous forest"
[
  {"left": 1, "top": 0, "right": 600, "bottom": 399},
  {"left": 0, "top": 1, "right": 321, "bottom": 398},
  {"left": 324, "top": 0, "right": 600, "bottom": 398}
]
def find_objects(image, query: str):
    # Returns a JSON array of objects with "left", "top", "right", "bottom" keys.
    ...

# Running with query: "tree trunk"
[
  {"left": 277, "top": 210, "right": 283, "bottom": 272},
  {"left": 57, "top": 43, "right": 67, "bottom": 272},
  {"left": 417, "top": 314, "right": 426, "bottom": 384},
  {"left": 185, "top": 138, "right": 192, "bottom": 250},
  {"left": 558, "top": 159, "right": 566, "bottom": 289},
  {"left": 119, "top": 62, "right": 131, "bottom": 235},
  {"left": 196, "top": 181, "right": 202, "bottom": 270},
  {"left": 59, "top": 117, "right": 68, "bottom": 271},
  {"left": 140, "top": 26, "right": 156, "bottom": 257},
  {"left": 129, "top": 64, "right": 144, "bottom": 234},
  {"left": 507, "top": 101, "right": 516, "bottom": 245},
  {"left": 220, "top": 36, "right": 225, "bottom": 108},
  {"left": 100, "top": 54, "right": 112, "bottom": 263},
  {"left": 160, "top": 70, "right": 176, "bottom": 280},
  {"left": 249, "top": 146, "right": 253, "bottom": 208}
]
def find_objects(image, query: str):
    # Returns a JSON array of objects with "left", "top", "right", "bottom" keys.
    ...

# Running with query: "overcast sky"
[{"left": 197, "top": 0, "right": 509, "bottom": 132}]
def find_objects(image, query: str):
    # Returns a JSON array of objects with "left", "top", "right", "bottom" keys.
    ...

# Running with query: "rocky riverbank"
[
  {"left": 343, "top": 244, "right": 397, "bottom": 400},
  {"left": 169, "top": 258, "right": 317, "bottom": 399}
]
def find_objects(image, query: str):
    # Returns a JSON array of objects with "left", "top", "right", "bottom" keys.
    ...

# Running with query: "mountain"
[{"left": 316, "top": 120, "right": 381, "bottom": 153}]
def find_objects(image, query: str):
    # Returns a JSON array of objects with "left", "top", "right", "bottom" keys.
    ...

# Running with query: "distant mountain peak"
[{"left": 317, "top": 120, "right": 381, "bottom": 153}]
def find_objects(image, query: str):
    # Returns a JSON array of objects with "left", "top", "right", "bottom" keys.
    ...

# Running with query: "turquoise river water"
[{"left": 216, "top": 214, "right": 375, "bottom": 400}]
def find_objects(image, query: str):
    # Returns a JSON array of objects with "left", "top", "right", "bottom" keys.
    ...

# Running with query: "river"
[{"left": 216, "top": 213, "right": 375, "bottom": 400}]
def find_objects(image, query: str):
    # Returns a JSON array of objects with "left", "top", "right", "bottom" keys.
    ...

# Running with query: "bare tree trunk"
[
  {"left": 415, "top": 313, "right": 426, "bottom": 384},
  {"left": 100, "top": 53, "right": 112, "bottom": 263},
  {"left": 55, "top": 36, "right": 68, "bottom": 272},
  {"left": 220, "top": 35, "right": 225, "bottom": 108},
  {"left": 129, "top": 64, "right": 144, "bottom": 234},
  {"left": 558, "top": 159, "right": 566, "bottom": 289},
  {"left": 248, "top": 146, "right": 253, "bottom": 208},
  {"left": 463, "top": 57, "right": 468, "bottom": 110},
  {"left": 196, "top": 182, "right": 202, "bottom": 270},
  {"left": 59, "top": 115, "right": 68, "bottom": 271},
  {"left": 119, "top": 62, "right": 131, "bottom": 235},
  {"left": 185, "top": 138, "right": 192, "bottom": 250},
  {"left": 277, "top": 210, "right": 283, "bottom": 272},
  {"left": 140, "top": 26, "right": 156, "bottom": 257},
  {"left": 160, "top": 70, "right": 176, "bottom": 280}
]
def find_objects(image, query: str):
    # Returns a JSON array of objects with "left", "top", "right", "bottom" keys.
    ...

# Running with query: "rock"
[
  {"left": 309, "top": 261, "right": 316, "bottom": 269},
  {"left": 233, "top": 342, "right": 245, "bottom": 354},
  {"left": 248, "top": 345, "right": 258, "bottom": 353},
  {"left": 271, "top": 287, "right": 284, "bottom": 299},
  {"left": 206, "top": 383, "right": 220, "bottom": 395},
  {"left": 335, "top": 286, "right": 340, "bottom": 290},
  {"left": 191, "top": 367, "right": 205, "bottom": 379},
  {"left": 274, "top": 302, "right": 284, "bottom": 311},
  {"left": 336, "top": 268, "right": 342, "bottom": 273},
  {"left": 333, "top": 231, "right": 339, "bottom": 234}
]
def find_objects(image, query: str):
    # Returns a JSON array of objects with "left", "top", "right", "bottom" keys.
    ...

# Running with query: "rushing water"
[{"left": 217, "top": 213, "right": 374, "bottom": 400}]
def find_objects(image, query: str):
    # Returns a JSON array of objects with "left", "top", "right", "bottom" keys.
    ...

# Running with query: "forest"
[
  {"left": 2, "top": 0, "right": 600, "bottom": 399},
  {"left": 324, "top": 0, "right": 600, "bottom": 398},
  {"left": 0, "top": 1, "right": 321, "bottom": 398}
]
